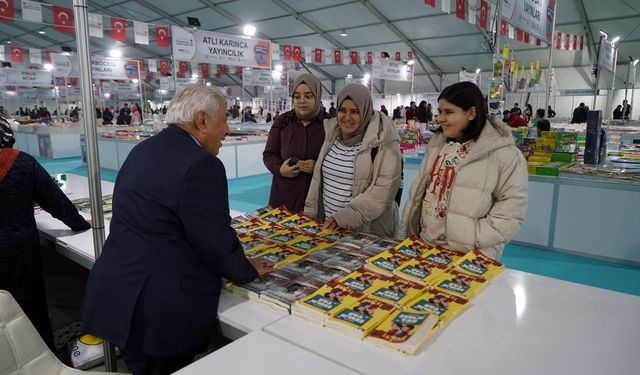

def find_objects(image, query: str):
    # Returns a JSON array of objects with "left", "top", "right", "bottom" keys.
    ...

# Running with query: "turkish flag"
[
  {"left": 407, "top": 51, "right": 413, "bottom": 61},
  {"left": 516, "top": 29, "right": 523, "bottom": 42},
  {"left": 424, "top": 0, "right": 435, "bottom": 7},
  {"left": 9, "top": 46, "right": 23, "bottom": 63},
  {"left": 456, "top": 0, "right": 465, "bottom": 20},
  {"left": 156, "top": 26, "right": 169, "bottom": 48},
  {"left": 283, "top": 45, "right": 292, "bottom": 61},
  {"left": 579, "top": 36, "right": 584, "bottom": 50},
  {"left": 293, "top": 46, "right": 302, "bottom": 62},
  {"left": 565, "top": 33, "right": 571, "bottom": 50},
  {"left": 500, "top": 21, "right": 507, "bottom": 37},
  {"left": 220, "top": 65, "right": 227, "bottom": 74},
  {"left": 314, "top": 48, "right": 323, "bottom": 63},
  {"left": 367, "top": 51, "right": 373, "bottom": 65},
  {"left": 236, "top": 66, "right": 243, "bottom": 76},
  {"left": 111, "top": 17, "right": 127, "bottom": 41},
  {"left": 479, "top": 0, "right": 488, "bottom": 29},
  {"left": 0, "top": 0, "right": 14, "bottom": 22},
  {"left": 350, "top": 51, "right": 358, "bottom": 65},
  {"left": 573, "top": 35, "right": 578, "bottom": 50},
  {"left": 524, "top": 33, "right": 530, "bottom": 44},
  {"left": 536, "top": 38, "right": 541, "bottom": 46},
  {"left": 557, "top": 32, "right": 562, "bottom": 49},
  {"left": 201, "top": 63, "right": 209, "bottom": 77},
  {"left": 395, "top": 52, "right": 401, "bottom": 61},
  {"left": 160, "top": 60, "right": 169, "bottom": 75},
  {"left": 179, "top": 61, "right": 189, "bottom": 73},
  {"left": 334, "top": 49, "right": 341, "bottom": 64},
  {"left": 53, "top": 6, "right": 74, "bottom": 34}
]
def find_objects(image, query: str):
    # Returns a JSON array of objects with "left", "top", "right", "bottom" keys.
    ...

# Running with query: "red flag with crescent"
[
  {"left": 156, "top": 26, "right": 169, "bottom": 48},
  {"left": 159, "top": 60, "right": 169, "bottom": 75},
  {"left": 456, "top": 0, "right": 465, "bottom": 20},
  {"left": 283, "top": 45, "right": 292, "bottom": 61},
  {"left": 350, "top": 51, "right": 358, "bottom": 65},
  {"left": 179, "top": 61, "right": 189, "bottom": 74},
  {"left": 334, "top": 49, "right": 342, "bottom": 64},
  {"left": 367, "top": 51, "right": 373, "bottom": 65},
  {"left": 0, "top": 0, "right": 15, "bottom": 22},
  {"left": 293, "top": 46, "right": 302, "bottom": 62},
  {"left": 53, "top": 6, "right": 74, "bottom": 34},
  {"left": 201, "top": 63, "right": 209, "bottom": 77},
  {"left": 314, "top": 48, "right": 323, "bottom": 63},
  {"left": 9, "top": 46, "right": 23, "bottom": 63},
  {"left": 395, "top": 52, "right": 401, "bottom": 61},
  {"left": 479, "top": 0, "right": 488, "bottom": 29},
  {"left": 111, "top": 17, "right": 127, "bottom": 41}
]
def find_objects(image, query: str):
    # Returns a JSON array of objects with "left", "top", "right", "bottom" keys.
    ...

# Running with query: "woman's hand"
[
  {"left": 249, "top": 258, "right": 275, "bottom": 276},
  {"left": 323, "top": 216, "right": 340, "bottom": 230},
  {"left": 297, "top": 159, "right": 316, "bottom": 174},
  {"left": 280, "top": 158, "right": 301, "bottom": 178}
]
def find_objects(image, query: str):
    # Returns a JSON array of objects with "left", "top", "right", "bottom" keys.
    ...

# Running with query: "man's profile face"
[{"left": 198, "top": 102, "right": 229, "bottom": 156}]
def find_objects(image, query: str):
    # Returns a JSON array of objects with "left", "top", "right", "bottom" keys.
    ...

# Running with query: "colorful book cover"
[
  {"left": 288, "top": 235, "right": 335, "bottom": 253},
  {"left": 260, "top": 281, "right": 318, "bottom": 311},
  {"left": 249, "top": 245, "right": 307, "bottom": 268},
  {"left": 243, "top": 206, "right": 273, "bottom": 219},
  {"left": 366, "top": 308, "right": 439, "bottom": 355},
  {"left": 360, "top": 238, "right": 401, "bottom": 257},
  {"left": 432, "top": 269, "right": 488, "bottom": 299},
  {"left": 305, "top": 245, "right": 353, "bottom": 263},
  {"left": 339, "top": 268, "right": 392, "bottom": 294},
  {"left": 323, "top": 252, "right": 366, "bottom": 272},
  {"left": 258, "top": 206, "right": 294, "bottom": 224},
  {"left": 392, "top": 257, "right": 449, "bottom": 285},
  {"left": 421, "top": 248, "right": 464, "bottom": 267},
  {"left": 233, "top": 218, "right": 267, "bottom": 234},
  {"left": 297, "top": 221, "right": 325, "bottom": 235},
  {"left": 327, "top": 297, "right": 395, "bottom": 337},
  {"left": 405, "top": 290, "right": 469, "bottom": 327},
  {"left": 368, "top": 277, "right": 426, "bottom": 307},
  {"left": 393, "top": 236, "right": 432, "bottom": 259},
  {"left": 267, "top": 231, "right": 300, "bottom": 244},
  {"left": 248, "top": 223, "right": 286, "bottom": 238},
  {"left": 365, "top": 249, "right": 412, "bottom": 276},
  {"left": 454, "top": 250, "right": 505, "bottom": 280},
  {"left": 295, "top": 280, "right": 364, "bottom": 317},
  {"left": 237, "top": 233, "right": 277, "bottom": 255},
  {"left": 337, "top": 232, "right": 380, "bottom": 249},
  {"left": 277, "top": 213, "right": 313, "bottom": 229}
]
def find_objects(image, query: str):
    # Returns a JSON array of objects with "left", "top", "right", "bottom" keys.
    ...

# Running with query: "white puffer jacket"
[
  {"left": 304, "top": 111, "right": 402, "bottom": 237},
  {"left": 398, "top": 116, "right": 528, "bottom": 260}
]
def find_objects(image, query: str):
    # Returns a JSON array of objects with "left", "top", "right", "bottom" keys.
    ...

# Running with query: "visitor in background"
[
  {"left": 571, "top": 102, "right": 589, "bottom": 123},
  {"left": 405, "top": 101, "right": 417, "bottom": 121},
  {"left": 531, "top": 108, "right": 546, "bottom": 129},
  {"left": 536, "top": 119, "right": 551, "bottom": 138},
  {"left": 426, "top": 103, "right": 434, "bottom": 122},
  {"left": 392, "top": 106, "right": 402, "bottom": 120},
  {"left": 503, "top": 109, "right": 527, "bottom": 128},
  {"left": 102, "top": 107, "right": 114, "bottom": 125},
  {"left": 547, "top": 105, "right": 556, "bottom": 118},
  {"left": 266, "top": 112, "right": 272, "bottom": 123},
  {"left": 523, "top": 104, "right": 533, "bottom": 123},
  {"left": 129, "top": 104, "right": 141, "bottom": 126},
  {"left": 328, "top": 102, "right": 337, "bottom": 118},
  {"left": 399, "top": 82, "right": 528, "bottom": 260},
  {"left": 305, "top": 83, "right": 401, "bottom": 237},
  {"left": 416, "top": 100, "right": 428, "bottom": 123},
  {"left": 613, "top": 105, "right": 623, "bottom": 119},
  {"left": 510, "top": 103, "right": 522, "bottom": 116},
  {"left": 263, "top": 73, "right": 327, "bottom": 212},
  {"left": 380, "top": 104, "right": 389, "bottom": 116}
]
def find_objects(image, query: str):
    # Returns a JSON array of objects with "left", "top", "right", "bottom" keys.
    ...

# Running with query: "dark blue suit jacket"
[{"left": 81, "top": 125, "right": 258, "bottom": 357}]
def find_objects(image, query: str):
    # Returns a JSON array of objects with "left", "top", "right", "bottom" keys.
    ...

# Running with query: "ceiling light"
[
  {"left": 109, "top": 49, "right": 122, "bottom": 58},
  {"left": 275, "top": 64, "right": 283, "bottom": 71},
  {"left": 611, "top": 36, "right": 620, "bottom": 45},
  {"left": 363, "top": 73, "right": 371, "bottom": 80},
  {"left": 634, "top": 59, "right": 639, "bottom": 66},
  {"left": 340, "top": 30, "right": 348, "bottom": 37},
  {"left": 346, "top": 73, "right": 353, "bottom": 79},
  {"left": 407, "top": 59, "right": 415, "bottom": 65},
  {"left": 39, "top": 31, "right": 46, "bottom": 35},
  {"left": 205, "top": 82, "right": 211, "bottom": 86},
  {"left": 44, "top": 63, "right": 53, "bottom": 71},
  {"left": 243, "top": 25, "right": 256, "bottom": 37},
  {"left": 132, "top": 79, "right": 139, "bottom": 84},
  {"left": 6, "top": 41, "right": 11, "bottom": 44},
  {"left": 191, "top": 73, "right": 199, "bottom": 78},
  {"left": 476, "top": 68, "right": 481, "bottom": 74}
]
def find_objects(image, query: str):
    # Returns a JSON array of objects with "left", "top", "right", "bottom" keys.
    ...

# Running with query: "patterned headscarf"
[{"left": 0, "top": 116, "right": 15, "bottom": 149}]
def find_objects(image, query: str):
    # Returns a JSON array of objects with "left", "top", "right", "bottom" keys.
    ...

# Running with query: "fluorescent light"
[
  {"left": 132, "top": 79, "right": 139, "bottom": 84},
  {"left": 634, "top": 59, "right": 639, "bottom": 66},
  {"left": 205, "top": 82, "right": 211, "bottom": 86},
  {"left": 275, "top": 64, "right": 283, "bottom": 71},
  {"left": 407, "top": 59, "right": 415, "bottom": 65},
  {"left": 38, "top": 31, "right": 46, "bottom": 35},
  {"left": 340, "top": 30, "right": 348, "bottom": 37},
  {"left": 191, "top": 73, "right": 199, "bottom": 78},
  {"left": 44, "top": 63, "right": 53, "bottom": 71},
  {"left": 346, "top": 74, "right": 353, "bottom": 79},
  {"left": 363, "top": 73, "right": 370, "bottom": 80},
  {"left": 611, "top": 36, "right": 620, "bottom": 45},
  {"left": 243, "top": 25, "right": 256, "bottom": 36},
  {"left": 476, "top": 68, "right": 481, "bottom": 74},
  {"left": 109, "top": 49, "right": 122, "bottom": 58},
  {"left": 6, "top": 41, "right": 11, "bottom": 44}
]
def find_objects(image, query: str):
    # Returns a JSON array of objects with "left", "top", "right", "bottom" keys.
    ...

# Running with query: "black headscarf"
[{"left": 0, "top": 115, "right": 15, "bottom": 149}]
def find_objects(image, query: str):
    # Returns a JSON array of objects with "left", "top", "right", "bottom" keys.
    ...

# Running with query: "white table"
[
  {"left": 173, "top": 331, "right": 359, "bottom": 375},
  {"left": 264, "top": 269, "right": 640, "bottom": 375},
  {"left": 35, "top": 175, "right": 285, "bottom": 337}
]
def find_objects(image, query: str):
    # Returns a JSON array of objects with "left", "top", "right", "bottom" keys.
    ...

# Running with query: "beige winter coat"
[
  {"left": 398, "top": 116, "right": 528, "bottom": 260},
  {"left": 304, "top": 111, "right": 401, "bottom": 237}
]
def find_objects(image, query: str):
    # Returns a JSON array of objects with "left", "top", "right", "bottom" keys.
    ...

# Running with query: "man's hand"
[
  {"left": 249, "top": 257, "right": 275, "bottom": 276},
  {"left": 280, "top": 158, "right": 301, "bottom": 178},
  {"left": 297, "top": 159, "right": 316, "bottom": 174},
  {"left": 323, "top": 216, "right": 340, "bottom": 230}
]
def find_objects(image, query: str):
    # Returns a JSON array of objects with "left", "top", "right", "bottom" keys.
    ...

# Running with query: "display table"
[
  {"left": 14, "top": 125, "right": 83, "bottom": 158},
  {"left": 173, "top": 331, "right": 359, "bottom": 375},
  {"left": 264, "top": 269, "right": 640, "bottom": 375}
]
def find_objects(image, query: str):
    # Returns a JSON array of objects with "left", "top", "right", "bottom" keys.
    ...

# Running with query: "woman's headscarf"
[
  {"left": 336, "top": 83, "right": 374, "bottom": 147},
  {"left": 0, "top": 116, "right": 15, "bottom": 149},
  {"left": 292, "top": 73, "right": 322, "bottom": 121}
]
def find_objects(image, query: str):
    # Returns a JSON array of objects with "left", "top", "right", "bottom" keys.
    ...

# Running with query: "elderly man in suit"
[{"left": 81, "top": 85, "right": 272, "bottom": 374}]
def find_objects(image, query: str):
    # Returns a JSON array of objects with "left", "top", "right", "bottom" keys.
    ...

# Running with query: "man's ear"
[{"left": 194, "top": 111, "right": 207, "bottom": 131}]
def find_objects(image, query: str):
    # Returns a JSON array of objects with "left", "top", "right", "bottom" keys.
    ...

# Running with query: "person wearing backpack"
[{"left": 304, "top": 84, "right": 402, "bottom": 237}]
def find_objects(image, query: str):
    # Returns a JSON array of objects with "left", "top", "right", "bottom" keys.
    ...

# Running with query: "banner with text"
[
  {"left": 52, "top": 54, "right": 141, "bottom": 80},
  {"left": 372, "top": 59, "right": 413, "bottom": 81},
  {"left": 172, "top": 26, "right": 271, "bottom": 69},
  {"left": 459, "top": 70, "right": 481, "bottom": 88},
  {"left": 0, "top": 68, "right": 53, "bottom": 87},
  {"left": 501, "top": 0, "right": 555, "bottom": 43},
  {"left": 598, "top": 39, "right": 617, "bottom": 73},
  {"left": 242, "top": 69, "right": 275, "bottom": 86}
]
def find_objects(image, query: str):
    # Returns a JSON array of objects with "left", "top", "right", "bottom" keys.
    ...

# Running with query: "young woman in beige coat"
[
  {"left": 398, "top": 82, "right": 528, "bottom": 260},
  {"left": 305, "top": 84, "right": 402, "bottom": 237}
]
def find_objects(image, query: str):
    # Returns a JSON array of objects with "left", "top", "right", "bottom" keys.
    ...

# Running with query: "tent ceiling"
[{"left": 0, "top": 0, "right": 638, "bottom": 92}]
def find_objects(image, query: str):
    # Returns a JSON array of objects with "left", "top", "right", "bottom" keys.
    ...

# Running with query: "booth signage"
[
  {"left": 0, "top": 68, "right": 53, "bottom": 87},
  {"left": 458, "top": 70, "right": 481, "bottom": 88},
  {"left": 372, "top": 59, "right": 413, "bottom": 82},
  {"left": 501, "top": 0, "right": 556, "bottom": 43},
  {"left": 52, "top": 54, "right": 141, "bottom": 80},
  {"left": 598, "top": 39, "right": 616, "bottom": 73},
  {"left": 171, "top": 26, "right": 271, "bottom": 69},
  {"left": 242, "top": 69, "right": 274, "bottom": 86}
]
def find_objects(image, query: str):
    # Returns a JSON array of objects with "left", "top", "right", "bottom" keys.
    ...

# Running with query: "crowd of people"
[{"left": 1, "top": 78, "right": 530, "bottom": 374}]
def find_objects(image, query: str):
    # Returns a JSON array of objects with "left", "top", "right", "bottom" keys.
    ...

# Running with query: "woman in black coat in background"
[{"left": 0, "top": 116, "right": 90, "bottom": 350}]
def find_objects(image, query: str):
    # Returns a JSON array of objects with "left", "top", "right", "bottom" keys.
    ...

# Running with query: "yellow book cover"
[
  {"left": 404, "top": 290, "right": 469, "bottom": 327},
  {"left": 454, "top": 250, "right": 505, "bottom": 280},
  {"left": 267, "top": 231, "right": 301, "bottom": 245},
  {"left": 232, "top": 218, "right": 266, "bottom": 234},
  {"left": 237, "top": 233, "right": 277, "bottom": 256},
  {"left": 392, "top": 235, "right": 433, "bottom": 259},
  {"left": 318, "top": 228, "right": 353, "bottom": 242},
  {"left": 258, "top": 206, "right": 294, "bottom": 224},
  {"left": 432, "top": 269, "right": 488, "bottom": 299},
  {"left": 421, "top": 247, "right": 464, "bottom": 268},
  {"left": 247, "top": 223, "right": 286, "bottom": 239},
  {"left": 368, "top": 276, "right": 426, "bottom": 307},
  {"left": 339, "top": 268, "right": 392, "bottom": 294},
  {"left": 366, "top": 308, "right": 439, "bottom": 355},
  {"left": 249, "top": 244, "right": 307, "bottom": 268},
  {"left": 392, "top": 257, "right": 449, "bottom": 285},
  {"left": 288, "top": 235, "right": 335, "bottom": 253},
  {"left": 277, "top": 213, "right": 313, "bottom": 229},
  {"left": 365, "top": 249, "right": 412, "bottom": 277},
  {"left": 327, "top": 297, "right": 396, "bottom": 338},
  {"left": 294, "top": 280, "right": 364, "bottom": 320},
  {"left": 297, "top": 221, "right": 326, "bottom": 235}
]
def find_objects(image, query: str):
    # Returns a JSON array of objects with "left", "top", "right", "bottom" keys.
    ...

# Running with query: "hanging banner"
[
  {"left": 372, "top": 59, "right": 413, "bottom": 81},
  {"left": 52, "top": 54, "right": 141, "bottom": 80},
  {"left": 501, "top": 0, "right": 555, "bottom": 43},
  {"left": 107, "top": 82, "right": 141, "bottom": 99},
  {"left": 29, "top": 48, "right": 42, "bottom": 65},
  {"left": 21, "top": 0, "right": 42, "bottom": 23},
  {"left": 155, "top": 26, "right": 170, "bottom": 48},
  {"left": 147, "top": 59, "right": 157, "bottom": 73},
  {"left": 134, "top": 21, "right": 149, "bottom": 45},
  {"left": 158, "top": 76, "right": 174, "bottom": 91},
  {"left": 0, "top": 68, "right": 53, "bottom": 87},
  {"left": 88, "top": 13, "right": 103, "bottom": 38},
  {"left": 459, "top": 70, "right": 481, "bottom": 87},
  {"left": 171, "top": 26, "right": 271, "bottom": 68},
  {"left": 264, "top": 85, "right": 288, "bottom": 96},
  {"left": 598, "top": 39, "right": 616, "bottom": 73},
  {"left": 242, "top": 68, "right": 275, "bottom": 86}
]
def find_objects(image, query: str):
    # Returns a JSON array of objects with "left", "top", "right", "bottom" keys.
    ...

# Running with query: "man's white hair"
[{"left": 165, "top": 84, "right": 225, "bottom": 125}]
